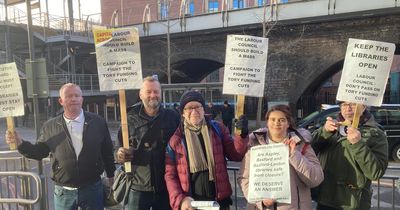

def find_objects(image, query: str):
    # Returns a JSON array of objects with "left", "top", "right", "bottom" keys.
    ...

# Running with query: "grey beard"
[{"left": 146, "top": 100, "right": 160, "bottom": 109}]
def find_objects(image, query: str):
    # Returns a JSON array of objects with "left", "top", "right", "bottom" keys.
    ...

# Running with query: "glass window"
[
  {"left": 233, "top": 0, "right": 244, "bottom": 9},
  {"left": 387, "top": 109, "right": 400, "bottom": 125},
  {"left": 257, "top": 0, "right": 269, "bottom": 6},
  {"left": 160, "top": 1, "right": 168, "bottom": 20},
  {"left": 208, "top": 0, "right": 219, "bottom": 12},
  {"left": 189, "top": 0, "right": 195, "bottom": 15}
]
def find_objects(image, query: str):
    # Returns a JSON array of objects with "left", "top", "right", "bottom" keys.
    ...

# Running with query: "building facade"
[{"left": 100, "top": 0, "right": 290, "bottom": 26}]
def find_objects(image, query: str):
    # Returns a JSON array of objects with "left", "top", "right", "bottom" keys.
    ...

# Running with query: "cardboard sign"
[
  {"left": 336, "top": 38, "right": 395, "bottom": 106},
  {"left": 0, "top": 62, "right": 24, "bottom": 118},
  {"left": 248, "top": 143, "right": 291, "bottom": 204},
  {"left": 94, "top": 27, "right": 143, "bottom": 91},
  {"left": 223, "top": 35, "right": 268, "bottom": 97}
]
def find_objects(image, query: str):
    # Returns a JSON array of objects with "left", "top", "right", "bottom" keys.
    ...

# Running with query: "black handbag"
[{"left": 112, "top": 167, "right": 132, "bottom": 205}]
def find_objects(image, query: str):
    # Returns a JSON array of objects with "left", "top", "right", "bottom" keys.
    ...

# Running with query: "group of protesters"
[{"left": 5, "top": 76, "right": 388, "bottom": 210}]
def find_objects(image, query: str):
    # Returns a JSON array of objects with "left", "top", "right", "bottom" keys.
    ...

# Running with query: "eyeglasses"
[
  {"left": 340, "top": 103, "right": 357, "bottom": 109},
  {"left": 183, "top": 105, "right": 203, "bottom": 112}
]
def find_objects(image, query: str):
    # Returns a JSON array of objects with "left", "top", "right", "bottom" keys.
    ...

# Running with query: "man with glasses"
[
  {"left": 164, "top": 90, "right": 249, "bottom": 210},
  {"left": 312, "top": 101, "right": 388, "bottom": 210},
  {"left": 115, "top": 76, "right": 180, "bottom": 210}
]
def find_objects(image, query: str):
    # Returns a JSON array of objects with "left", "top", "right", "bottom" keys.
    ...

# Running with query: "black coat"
[
  {"left": 116, "top": 103, "right": 180, "bottom": 192},
  {"left": 18, "top": 112, "right": 116, "bottom": 188}
]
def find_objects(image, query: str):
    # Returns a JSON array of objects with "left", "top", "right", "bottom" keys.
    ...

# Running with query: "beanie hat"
[{"left": 179, "top": 90, "right": 205, "bottom": 112}]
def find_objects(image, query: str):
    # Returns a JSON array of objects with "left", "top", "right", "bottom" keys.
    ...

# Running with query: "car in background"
[{"left": 297, "top": 104, "right": 400, "bottom": 162}]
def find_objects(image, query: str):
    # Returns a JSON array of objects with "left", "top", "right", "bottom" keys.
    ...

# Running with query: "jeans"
[
  {"left": 54, "top": 180, "right": 103, "bottom": 210},
  {"left": 127, "top": 189, "right": 171, "bottom": 210}
]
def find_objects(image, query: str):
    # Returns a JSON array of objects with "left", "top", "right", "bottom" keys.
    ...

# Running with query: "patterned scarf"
[{"left": 184, "top": 118, "right": 216, "bottom": 181}]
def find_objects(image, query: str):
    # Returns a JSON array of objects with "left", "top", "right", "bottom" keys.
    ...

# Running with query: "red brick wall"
[{"left": 101, "top": 0, "right": 266, "bottom": 25}]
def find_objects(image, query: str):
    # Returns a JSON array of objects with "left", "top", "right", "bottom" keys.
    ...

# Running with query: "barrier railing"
[
  {"left": 0, "top": 150, "right": 46, "bottom": 209},
  {"left": 0, "top": 171, "right": 42, "bottom": 205},
  {"left": 0, "top": 151, "right": 398, "bottom": 210},
  {"left": 227, "top": 166, "right": 400, "bottom": 210}
]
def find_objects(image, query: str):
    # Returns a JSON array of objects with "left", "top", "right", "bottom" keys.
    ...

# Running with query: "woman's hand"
[
  {"left": 180, "top": 197, "right": 195, "bottom": 210},
  {"left": 283, "top": 139, "right": 296, "bottom": 155},
  {"left": 262, "top": 198, "right": 275, "bottom": 207}
]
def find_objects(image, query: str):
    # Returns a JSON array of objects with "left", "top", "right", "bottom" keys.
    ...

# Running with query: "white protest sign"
[
  {"left": 336, "top": 38, "right": 395, "bottom": 106},
  {"left": 248, "top": 143, "right": 291, "bottom": 204},
  {"left": 223, "top": 35, "right": 268, "bottom": 97},
  {"left": 0, "top": 62, "right": 24, "bottom": 118},
  {"left": 94, "top": 27, "right": 143, "bottom": 91}
]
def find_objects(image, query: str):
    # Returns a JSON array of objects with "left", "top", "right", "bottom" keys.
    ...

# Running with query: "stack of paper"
[{"left": 191, "top": 201, "right": 220, "bottom": 210}]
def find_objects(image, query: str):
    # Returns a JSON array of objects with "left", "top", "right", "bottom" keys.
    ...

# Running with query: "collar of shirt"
[{"left": 63, "top": 109, "right": 84, "bottom": 124}]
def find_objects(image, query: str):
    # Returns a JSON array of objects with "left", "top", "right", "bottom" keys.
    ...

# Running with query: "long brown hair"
[{"left": 265, "top": 104, "right": 296, "bottom": 130}]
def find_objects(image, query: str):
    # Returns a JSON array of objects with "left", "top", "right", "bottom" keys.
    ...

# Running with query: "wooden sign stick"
[
  {"left": 119, "top": 89, "right": 132, "bottom": 173},
  {"left": 6, "top": 117, "right": 17, "bottom": 150},
  {"left": 351, "top": 103, "right": 364, "bottom": 128},
  {"left": 234, "top": 95, "right": 245, "bottom": 135}
]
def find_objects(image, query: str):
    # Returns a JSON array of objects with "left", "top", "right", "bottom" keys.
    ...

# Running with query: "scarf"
[{"left": 184, "top": 118, "right": 216, "bottom": 181}]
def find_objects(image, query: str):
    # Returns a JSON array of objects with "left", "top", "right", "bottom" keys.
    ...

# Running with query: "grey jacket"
[{"left": 238, "top": 128, "right": 324, "bottom": 210}]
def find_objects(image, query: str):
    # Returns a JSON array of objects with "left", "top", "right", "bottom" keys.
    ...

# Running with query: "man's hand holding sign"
[
  {"left": 312, "top": 38, "right": 392, "bottom": 210},
  {"left": 0, "top": 63, "right": 25, "bottom": 150},
  {"left": 337, "top": 38, "right": 395, "bottom": 129},
  {"left": 222, "top": 35, "right": 268, "bottom": 135},
  {"left": 93, "top": 27, "right": 143, "bottom": 172}
]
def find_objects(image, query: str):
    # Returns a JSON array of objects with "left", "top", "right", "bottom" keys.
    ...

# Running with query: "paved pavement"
[{"left": 0, "top": 119, "right": 399, "bottom": 209}]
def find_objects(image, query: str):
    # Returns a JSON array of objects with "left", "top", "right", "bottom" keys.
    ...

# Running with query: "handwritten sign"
[
  {"left": 0, "top": 62, "right": 24, "bottom": 118},
  {"left": 248, "top": 143, "right": 291, "bottom": 204},
  {"left": 223, "top": 35, "right": 268, "bottom": 97},
  {"left": 94, "top": 27, "right": 143, "bottom": 91},
  {"left": 336, "top": 38, "right": 395, "bottom": 106}
]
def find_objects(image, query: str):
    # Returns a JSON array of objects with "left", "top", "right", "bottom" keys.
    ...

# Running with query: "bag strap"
[
  {"left": 301, "top": 143, "right": 309, "bottom": 155},
  {"left": 210, "top": 120, "right": 223, "bottom": 140},
  {"left": 137, "top": 109, "right": 166, "bottom": 147}
]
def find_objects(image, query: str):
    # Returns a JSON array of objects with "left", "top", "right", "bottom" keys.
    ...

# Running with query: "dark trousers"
[
  {"left": 127, "top": 189, "right": 171, "bottom": 210},
  {"left": 317, "top": 204, "right": 342, "bottom": 210},
  {"left": 223, "top": 120, "right": 232, "bottom": 134}
]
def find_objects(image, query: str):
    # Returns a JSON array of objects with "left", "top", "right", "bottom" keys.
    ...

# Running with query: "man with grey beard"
[{"left": 116, "top": 76, "right": 180, "bottom": 210}]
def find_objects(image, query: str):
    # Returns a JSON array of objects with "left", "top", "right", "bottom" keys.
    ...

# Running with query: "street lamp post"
[
  {"left": 167, "top": 0, "right": 172, "bottom": 103},
  {"left": 26, "top": 1, "right": 48, "bottom": 209}
]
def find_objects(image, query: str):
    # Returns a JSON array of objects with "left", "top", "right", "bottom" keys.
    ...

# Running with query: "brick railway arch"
[
  {"left": 161, "top": 58, "right": 224, "bottom": 83},
  {"left": 295, "top": 60, "right": 344, "bottom": 116}
]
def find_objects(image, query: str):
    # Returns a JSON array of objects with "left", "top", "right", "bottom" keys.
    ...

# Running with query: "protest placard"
[
  {"left": 248, "top": 143, "right": 291, "bottom": 204},
  {"left": 223, "top": 35, "right": 268, "bottom": 97},
  {"left": 94, "top": 27, "right": 143, "bottom": 91},
  {"left": 0, "top": 62, "right": 24, "bottom": 118},
  {"left": 336, "top": 38, "right": 395, "bottom": 106}
]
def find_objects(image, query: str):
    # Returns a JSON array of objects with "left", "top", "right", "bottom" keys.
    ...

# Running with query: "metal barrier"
[
  {"left": 0, "top": 150, "right": 46, "bottom": 210},
  {"left": 0, "top": 148, "right": 398, "bottom": 210},
  {"left": 376, "top": 166, "right": 400, "bottom": 210},
  {"left": 227, "top": 166, "right": 400, "bottom": 210},
  {"left": 0, "top": 171, "right": 42, "bottom": 205}
]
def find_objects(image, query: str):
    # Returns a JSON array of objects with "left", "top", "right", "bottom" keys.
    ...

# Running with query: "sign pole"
[
  {"left": 234, "top": 95, "right": 245, "bottom": 135},
  {"left": 118, "top": 90, "right": 132, "bottom": 172},
  {"left": 351, "top": 104, "right": 364, "bottom": 128},
  {"left": 6, "top": 117, "right": 17, "bottom": 150}
]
